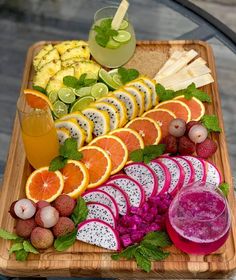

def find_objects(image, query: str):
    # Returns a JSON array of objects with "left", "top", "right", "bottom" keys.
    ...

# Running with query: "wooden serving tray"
[{"left": 0, "top": 40, "right": 235, "bottom": 278}]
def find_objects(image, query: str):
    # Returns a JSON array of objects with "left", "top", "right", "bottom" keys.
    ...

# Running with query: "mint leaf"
[
  {"left": 142, "top": 231, "right": 172, "bottom": 247},
  {"left": 0, "top": 229, "right": 21, "bottom": 240},
  {"left": 139, "top": 246, "right": 169, "bottom": 261},
  {"left": 49, "top": 156, "right": 67, "bottom": 171},
  {"left": 219, "top": 183, "right": 229, "bottom": 197},
  {"left": 143, "top": 144, "right": 166, "bottom": 157},
  {"left": 32, "top": 85, "right": 47, "bottom": 95},
  {"left": 59, "top": 138, "right": 83, "bottom": 160},
  {"left": 78, "top": 73, "right": 87, "bottom": 85},
  {"left": 155, "top": 84, "right": 175, "bottom": 102},
  {"left": 54, "top": 228, "right": 77, "bottom": 252},
  {"left": 201, "top": 115, "right": 221, "bottom": 132},
  {"left": 130, "top": 149, "right": 144, "bottom": 162},
  {"left": 95, "top": 34, "right": 108, "bottom": 48},
  {"left": 100, "top": 18, "right": 112, "bottom": 29},
  {"left": 63, "top": 76, "right": 78, "bottom": 88},
  {"left": 83, "top": 79, "right": 97, "bottom": 86},
  {"left": 192, "top": 89, "right": 211, "bottom": 102},
  {"left": 71, "top": 197, "right": 88, "bottom": 226},
  {"left": 118, "top": 67, "right": 139, "bottom": 84},
  {"left": 9, "top": 242, "right": 23, "bottom": 254},
  {"left": 134, "top": 250, "right": 151, "bottom": 272},
  {"left": 23, "top": 240, "right": 39, "bottom": 254},
  {"left": 15, "top": 249, "right": 28, "bottom": 262},
  {"left": 111, "top": 244, "right": 138, "bottom": 260}
]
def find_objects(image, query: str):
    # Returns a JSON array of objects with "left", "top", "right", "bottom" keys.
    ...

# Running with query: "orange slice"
[
  {"left": 61, "top": 160, "right": 89, "bottom": 198},
  {"left": 24, "top": 89, "right": 53, "bottom": 110},
  {"left": 174, "top": 95, "right": 205, "bottom": 121},
  {"left": 79, "top": 146, "right": 112, "bottom": 189},
  {"left": 156, "top": 100, "right": 191, "bottom": 122},
  {"left": 125, "top": 117, "right": 162, "bottom": 146},
  {"left": 25, "top": 167, "right": 64, "bottom": 202},
  {"left": 109, "top": 128, "right": 144, "bottom": 160},
  {"left": 143, "top": 108, "right": 176, "bottom": 139},
  {"left": 89, "top": 135, "right": 128, "bottom": 175}
]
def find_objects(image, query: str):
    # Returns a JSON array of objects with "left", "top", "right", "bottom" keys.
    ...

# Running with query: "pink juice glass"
[{"left": 166, "top": 182, "right": 231, "bottom": 255}]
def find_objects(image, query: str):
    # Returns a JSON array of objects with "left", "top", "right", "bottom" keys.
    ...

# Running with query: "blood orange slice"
[
  {"left": 156, "top": 100, "right": 191, "bottom": 122},
  {"left": 79, "top": 146, "right": 112, "bottom": 189},
  {"left": 174, "top": 95, "right": 205, "bottom": 121},
  {"left": 143, "top": 108, "right": 176, "bottom": 139},
  {"left": 25, "top": 167, "right": 64, "bottom": 202},
  {"left": 24, "top": 89, "right": 53, "bottom": 110},
  {"left": 89, "top": 135, "right": 128, "bottom": 175},
  {"left": 61, "top": 160, "right": 89, "bottom": 198},
  {"left": 125, "top": 117, "right": 162, "bottom": 146}
]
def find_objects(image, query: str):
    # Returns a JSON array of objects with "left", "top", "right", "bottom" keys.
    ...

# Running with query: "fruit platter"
[{"left": 0, "top": 6, "right": 235, "bottom": 276}]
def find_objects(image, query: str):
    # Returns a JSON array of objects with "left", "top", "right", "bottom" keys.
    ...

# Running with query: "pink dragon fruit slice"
[
  {"left": 98, "top": 184, "right": 130, "bottom": 216},
  {"left": 202, "top": 159, "right": 222, "bottom": 187},
  {"left": 123, "top": 162, "right": 158, "bottom": 198},
  {"left": 181, "top": 155, "right": 207, "bottom": 184},
  {"left": 147, "top": 160, "right": 171, "bottom": 194},
  {"left": 77, "top": 219, "right": 121, "bottom": 251},
  {"left": 156, "top": 156, "right": 185, "bottom": 195},
  {"left": 174, "top": 156, "right": 195, "bottom": 186},
  {"left": 82, "top": 190, "right": 119, "bottom": 219},
  {"left": 106, "top": 175, "right": 145, "bottom": 207},
  {"left": 86, "top": 202, "right": 117, "bottom": 228}
]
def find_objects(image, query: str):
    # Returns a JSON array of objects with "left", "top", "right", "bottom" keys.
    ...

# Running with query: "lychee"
[
  {"left": 35, "top": 206, "right": 59, "bottom": 228},
  {"left": 196, "top": 138, "right": 217, "bottom": 158},
  {"left": 30, "top": 227, "right": 54, "bottom": 249},
  {"left": 15, "top": 218, "right": 36, "bottom": 238},
  {"left": 162, "top": 135, "right": 178, "bottom": 154},
  {"left": 14, "top": 199, "right": 36, "bottom": 220},
  {"left": 52, "top": 217, "right": 75, "bottom": 237},
  {"left": 53, "top": 195, "right": 76, "bottom": 217},
  {"left": 178, "top": 136, "right": 195, "bottom": 155},
  {"left": 36, "top": 200, "right": 50, "bottom": 209},
  {"left": 9, "top": 201, "right": 18, "bottom": 219}
]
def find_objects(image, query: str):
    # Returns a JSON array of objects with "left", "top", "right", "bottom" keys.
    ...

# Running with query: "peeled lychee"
[
  {"left": 168, "top": 118, "right": 186, "bottom": 137},
  {"left": 30, "top": 227, "right": 54, "bottom": 249},
  {"left": 36, "top": 200, "right": 50, "bottom": 209},
  {"left": 15, "top": 218, "right": 36, "bottom": 238},
  {"left": 35, "top": 206, "right": 59, "bottom": 228},
  {"left": 52, "top": 217, "right": 75, "bottom": 237},
  {"left": 14, "top": 199, "right": 36, "bottom": 220},
  {"left": 188, "top": 124, "right": 208, "bottom": 143},
  {"left": 53, "top": 195, "right": 76, "bottom": 217},
  {"left": 9, "top": 201, "right": 18, "bottom": 219},
  {"left": 185, "top": 121, "right": 200, "bottom": 134}
]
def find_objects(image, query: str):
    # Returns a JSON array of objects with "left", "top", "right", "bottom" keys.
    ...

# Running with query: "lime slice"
[
  {"left": 48, "top": 90, "right": 58, "bottom": 104},
  {"left": 58, "top": 88, "right": 76, "bottom": 104},
  {"left": 106, "top": 39, "right": 121, "bottom": 49},
  {"left": 70, "top": 96, "right": 95, "bottom": 112},
  {"left": 53, "top": 100, "right": 68, "bottom": 118},
  {"left": 99, "top": 68, "right": 120, "bottom": 90},
  {"left": 108, "top": 69, "right": 119, "bottom": 77},
  {"left": 112, "top": 74, "right": 123, "bottom": 86},
  {"left": 91, "top": 83, "right": 108, "bottom": 99},
  {"left": 113, "top": 30, "right": 131, "bottom": 43},
  {"left": 119, "top": 20, "right": 129, "bottom": 30},
  {"left": 75, "top": 86, "right": 91, "bottom": 97}
]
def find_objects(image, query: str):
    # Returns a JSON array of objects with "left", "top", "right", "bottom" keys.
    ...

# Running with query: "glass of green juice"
[{"left": 88, "top": 6, "right": 136, "bottom": 68}]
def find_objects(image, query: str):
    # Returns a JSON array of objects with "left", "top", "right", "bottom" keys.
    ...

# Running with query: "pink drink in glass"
[{"left": 166, "top": 184, "right": 231, "bottom": 255}]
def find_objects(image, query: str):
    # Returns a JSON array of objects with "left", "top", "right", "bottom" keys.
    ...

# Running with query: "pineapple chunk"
[
  {"left": 33, "top": 44, "right": 53, "bottom": 70},
  {"left": 33, "top": 60, "right": 61, "bottom": 89},
  {"left": 62, "top": 57, "right": 84, "bottom": 68},
  {"left": 46, "top": 67, "right": 75, "bottom": 93},
  {"left": 54, "top": 40, "right": 88, "bottom": 55},
  {"left": 73, "top": 60, "right": 101, "bottom": 79},
  {"left": 61, "top": 46, "right": 90, "bottom": 61},
  {"left": 37, "top": 48, "right": 60, "bottom": 70}
]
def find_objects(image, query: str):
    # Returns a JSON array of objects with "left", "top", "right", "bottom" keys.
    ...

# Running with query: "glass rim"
[
  {"left": 94, "top": 5, "right": 128, "bottom": 22},
  {"left": 17, "top": 94, "right": 50, "bottom": 114}
]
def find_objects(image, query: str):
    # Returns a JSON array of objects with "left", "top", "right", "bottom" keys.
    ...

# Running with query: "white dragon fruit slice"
[
  {"left": 123, "top": 162, "right": 158, "bottom": 198},
  {"left": 86, "top": 202, "right": 117, "bottom": 228},
  {"left": 147, "top": 160, "right": 171, "bottom": 194},
  {"left": 203, "top": 159, "right": 222, "bottom": 187},
  {"left": 77, "top": 219, "right": 121, "bottom": 251},
  {"left": 82, "top": 190, "right": 119, "bottom": 219},
  {"left": 106, "top": 175, "right": 145, "bottom": 207},
  {"left": 98, "top": 184, "right": 130, "bottom": 216},
  {"left": 156, "top": 156, "right": 185, "bottom": 195},
  {"left": 174, "top": 156, "right": 195, "bottom": 187},
  {"left": 181, "top": 156, "right": 207, "bottom": 184}
]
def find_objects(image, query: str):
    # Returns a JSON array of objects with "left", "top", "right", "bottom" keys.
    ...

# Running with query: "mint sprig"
[
  {"left": 201, "top": 114, "right": 221, "bottom": 132},
  {"left": 71, "top": 197, "right": 88, "bottom": 226},
  {"left": 63, "top": 74, "right": 96, "bottom": 90},
  {"left": 94, "top": 18, "right": 118, "bottom": 47},
  {"left": 54, "top": 228, "right": 77, "bottom": 252},
  {"left": 118, "top": 67, "right": 140, "bottom": 84},
  {"left": 130, "top": 144, "right": 166, "bottom": 164}
]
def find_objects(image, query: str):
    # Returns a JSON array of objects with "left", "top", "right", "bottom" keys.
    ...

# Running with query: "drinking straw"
[{"left": 111, "top": 0, "right": 129, "bottom": 30}]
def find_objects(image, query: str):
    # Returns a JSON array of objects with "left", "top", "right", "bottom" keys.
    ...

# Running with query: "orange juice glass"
[{"left": 17, "top": 95, "right": 59, "bottom": 169}]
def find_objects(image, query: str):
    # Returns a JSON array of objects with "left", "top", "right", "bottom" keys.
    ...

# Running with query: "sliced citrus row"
[
  {"left": 26, "top": 167, "right": 64, "bottom": 202},
  {"left": 60, "top": 160, "right": 89, "bottom": 198},
  {"left": 156, "top": 100, "right": 191, "bottom": 123},
  {"left": 143, "top": 108, "right": 176, "bottom": 139},
  {"left": 125, "top": 117, "right": 162, "bottom": 146},
  {"left": 56, "top": 127, "right": 70, "bottom": 145},
  {"left": 79, "top": 146, "right": 112, "bottom": 188},
  {"left": 124, "top": 85, "right": 145, "bottom": 116},
  {"left": 140, "top": 76, "right": 158, "bottom": 107},
  {"left": 109, "top": 128, "right": 144, "bottom": 160},
  {"left": 174, "top": 95, "right": 205, "bottom": 121},
  {"left": 89, "top": 135, "right": 128, "bottom": 174},
  {"left": 24, "top": 89, "right": 53, "bottom": 110}
]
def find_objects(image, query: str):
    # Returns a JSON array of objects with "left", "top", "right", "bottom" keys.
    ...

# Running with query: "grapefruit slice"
[
  {"left": 143, "top": 108, "right": 176, "bottom": 139},
  {"left": 109, "top": 128, "right": 144, "bottom": 160},
  {"left": 156, "top": 100, "right": 191, "bottom": 122},
  {"left": 79, "top": 146, "right": 112, "bottom": 188},
  {"left": 24, "top": 89, "right": 53, "bottom": 110},
  {"left": 89, "top": 135, "right": 128, "bottom": 175},
  {"left": 174, "top": 95, "right": 205, "bottom": 121},
  {"left": 61, "top": 160, "right": 89, "bottom": 198},
  {"left": 125, "top": 117, "right": 162, "bottom": 145},
  {"left": 25, "top": 167, "right": 64, "bottom": 202}
]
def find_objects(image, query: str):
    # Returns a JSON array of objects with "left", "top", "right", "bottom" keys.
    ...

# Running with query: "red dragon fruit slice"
[
  {"left": 202, "top": 159, "right": 222, "bottom": 187},
  {"left": 156, "top": 156, "right": 185, "bottom": 195},
  {"left": 147, "top": 160, "right": 171, "bottom": 194},
  {"left": 98, "top": 184, "right": 130, "bottom": 216},
  {"left": 77, "top": 219, "right": 121, "bottom": 251},
  {"left": 174, "top": 156, "right": 195, "bottom": 186},
  {"left": 123, "top": 162, "right": 158, "bottom": 199},
  {"left": 181, "top": 155, "right": 207, "bottom": 184},
  {"left": 82, "top": 190, "right": 119, "bottom": 219},
  {"left": 86, "top": 202, "right": 117, "bottom": 228},
  {"left": 106, "top": 175, "right": 145, "bottom": 208}
]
